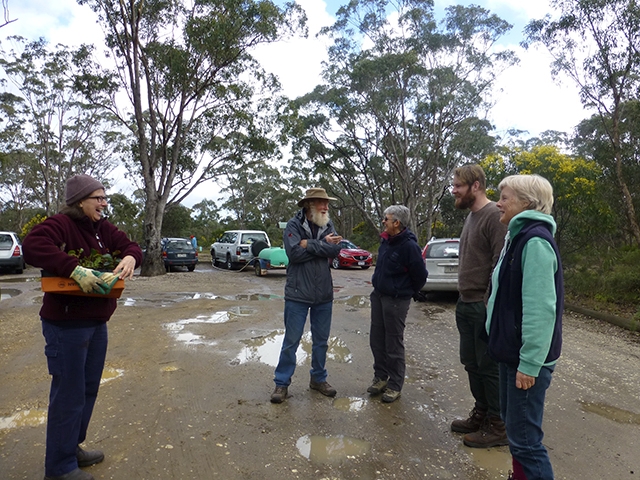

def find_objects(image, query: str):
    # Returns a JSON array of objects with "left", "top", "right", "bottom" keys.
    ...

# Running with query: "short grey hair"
[
  {"left": 498, "top": 174, "right": 554, "bottom": 215},
  {"left": 384, "top": 205, "right": 411, "bottom": 228}
]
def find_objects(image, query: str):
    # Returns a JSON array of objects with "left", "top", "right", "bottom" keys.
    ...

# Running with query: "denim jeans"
[
  {"left": 500, "top": 363, "right": 555, "bottom": 480},
  {"left": 274, "top": 300, "right": 333, "bottom": 387},
  {"left": 369, "top": 290, "right": 411, "bottom": 392},
  {"left": 456, "top": 299, "right": 500, "bottom": 416},
  {"left": 42, "top": 320, "right": 108, "bottom": 477}
]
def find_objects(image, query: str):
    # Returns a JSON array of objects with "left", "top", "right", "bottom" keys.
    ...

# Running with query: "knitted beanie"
[{"left": 65, "top": 174, "right": 105, "bottom": 205}]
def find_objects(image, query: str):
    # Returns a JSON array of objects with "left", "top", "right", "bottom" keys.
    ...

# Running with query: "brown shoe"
[
  {"left": 463, "top": 415, "right": 509, "bottom": 448},
  {"left": 451, "top": 407, "right": 487, "bottom": 433},
  {"left": 309, "top": 380, "right": 337, "bottom": 397},
  {"left": 270, "top": 386, "right": 288, "bottom": 403}
]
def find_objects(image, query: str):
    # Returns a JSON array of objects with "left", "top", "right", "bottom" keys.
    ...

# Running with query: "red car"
[{"left": 331, "top": 240, "right": 373, "bottom": 270}]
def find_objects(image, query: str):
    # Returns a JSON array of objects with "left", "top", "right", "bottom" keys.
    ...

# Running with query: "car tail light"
[
  {"left": 162, "top": 251, "right": 167, "bottom": 258},
  {"left": 236, "top": 248, "right": 241, "bottom": 255},
  {"left": 195, "top": 251, "right": 198, "bottom": 258},
  {"left": 421, "top": 244, "right": 429, "bottom": 259},
  {"left": 12, "top": 246, "right": 21, "bottom": 257}
]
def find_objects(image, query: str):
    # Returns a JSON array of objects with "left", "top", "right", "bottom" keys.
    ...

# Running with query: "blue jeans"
[
  {"left": 456, "top": 299, "right": 500, "bottom": 416},
  {"left": 42, "top": 320, "right": 108, "bottom": 477},
  {"left": 274, "top": 300, "right": 333, "bottom": 387},
  {"left": 500, "top": 363, "right": 555, "bottom": 480}
]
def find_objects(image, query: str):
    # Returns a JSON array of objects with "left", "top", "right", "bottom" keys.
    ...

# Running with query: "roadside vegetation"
[{"left": 0, "top": 0, "right": 638, "bottom": 317}]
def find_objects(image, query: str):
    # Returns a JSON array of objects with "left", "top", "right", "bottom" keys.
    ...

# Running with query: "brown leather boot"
[
  {"left": 451, "top": 407, "right": 487, "bottom": 433},
  {"left": 462, "top": 415, "right": 509, "bottom": 448}
]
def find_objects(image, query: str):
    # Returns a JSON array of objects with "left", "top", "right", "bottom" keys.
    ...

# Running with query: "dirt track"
[{"left": 1, "top": 262, "right": 640, "bottom": 479}]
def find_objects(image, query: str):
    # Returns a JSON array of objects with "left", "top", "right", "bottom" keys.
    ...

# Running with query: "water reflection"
[
  {"left": 460, "top": 444, "right": 512, "bottom": 476},
  {"left": 0, "top": 288, "right": 21, "bottom": 300},
  {"left": 101, "top": 366, "right": 124, "bottom": 385},
  {"left": 0, "top": 409, "right": 47, "bottom": 430},
  {"left": 333, "top": 397, "right": 367, "bottom": 412},
  {"left": 235, "top": 331, "right": 352, "bottom": 366},
  {"left": 296, "top": 434, "right": 371, "bottom": 463}
]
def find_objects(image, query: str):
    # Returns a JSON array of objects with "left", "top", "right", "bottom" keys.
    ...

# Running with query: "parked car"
[
  {"left": 331, "top": 239, "right": 373, "bottom": 270},
  {"left": 211, "top": 230, "right": 271, "bottom": 270},
  {"left": 421, "top": 237, "right": 459, "bottom": 292},
  {"left": 161, "top": 237, "right": 198, "bottom": 272},
  {"left": 0, "top": 231, "right": 25, "bottom": 274}
]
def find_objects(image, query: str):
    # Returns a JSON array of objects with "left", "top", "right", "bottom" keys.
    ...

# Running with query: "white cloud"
[{"left": 489, "top": 45, "right": 588, "bottom": 138}]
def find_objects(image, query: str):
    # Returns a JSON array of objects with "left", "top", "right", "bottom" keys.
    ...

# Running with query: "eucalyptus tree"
[
  {"left": 0, "top": 37, "right": 123, "bottom": 219},
  {"left": 288, "top": 0, "right": 515, "bottom": 239},
  {"left": 74, "top": 0, "right": 306, "bottom": 275},
  {"left": 221, "top": 159, "right": 299, "bottom": 234},
  {"left": 524, "top": 0, "right": 640, "bottom": 245}
]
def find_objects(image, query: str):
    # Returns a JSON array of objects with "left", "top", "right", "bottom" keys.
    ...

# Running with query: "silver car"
[
  {"left": 421, "top": 238, "right": 459, "bottom": 292},
  {"left": 211, "top": 230, "right": 271, "bottom": 270},
  {"left": 0, "top": 231, "right": 25, "bottom": 274}
]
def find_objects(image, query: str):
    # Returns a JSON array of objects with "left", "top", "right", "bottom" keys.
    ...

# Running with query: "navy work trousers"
[{"left": 41, "top": 320, "right": 108, "bottom": 477}]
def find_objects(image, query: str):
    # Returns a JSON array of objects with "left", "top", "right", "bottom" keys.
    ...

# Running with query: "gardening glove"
[
  {"left": 98, "top": 272, "right": 120, "bottom": 295},
  {"left": 70, "top": 266, "right": 107, "bottom": 294}
]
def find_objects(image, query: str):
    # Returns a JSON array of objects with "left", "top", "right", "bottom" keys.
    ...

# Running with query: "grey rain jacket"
[{"left": 283, "top": 208, "right": 341, "bottom": 305}]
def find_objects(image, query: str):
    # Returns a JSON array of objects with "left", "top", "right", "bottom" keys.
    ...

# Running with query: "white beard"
[{"left": 309, "top": 205, "right": 330, "bottom": 228}]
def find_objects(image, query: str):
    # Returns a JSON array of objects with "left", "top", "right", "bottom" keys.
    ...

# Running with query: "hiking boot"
[
  {"left": 367, "top": 377, "right": 388, "bottom": 395},
  {"left": 309, "top": 380, "right": 337, "bottom": 397},
  {"left": 44, "top": 468, "right": 94, "bottom": 480},
  {"left": 270, "top": 386, "right": 288, "bottom": 403},
  {"left": 451, "top": 407, "right": 487, "bottom": 433},
  {"left": 381, "top": 389, "right": 401, "bottom": 403},
  {"left": 463, "top": 415, "right": 509, "bottom": 448},
  {"left": 76, "top": 446, "right": 104, "bottom": 467}
]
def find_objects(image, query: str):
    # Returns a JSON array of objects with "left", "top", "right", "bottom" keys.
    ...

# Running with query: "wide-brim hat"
[{"left": 297, "top": 187, "right": 337, "bottom": 207}]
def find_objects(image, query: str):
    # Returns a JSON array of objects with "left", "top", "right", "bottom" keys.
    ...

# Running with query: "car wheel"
[
  {"left": 16, "top": 264, "right": 24, "bottom": 274},
  {"left": 226, "top": 254, "right": 233, "bottom": 270},
  {"left": 165, "top": 264, "right": 170, "bottom": 272},
  {"left": 187, "top": 265, "right": 195, "bottom": 272},
  {"left": 254, "top": 260, "right": 262, "bottom": 276},
  {"left": 211, "top": 250, "right": 218, "bottom": 267},
  {"left": 331, "top": 258, "right": 340, "bottom": 269},
  {"left": 360, "top": 265, "right": 370, "bottom": 270}
]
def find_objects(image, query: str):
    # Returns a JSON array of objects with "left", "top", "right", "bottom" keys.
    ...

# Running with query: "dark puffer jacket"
[
  {"left": 283, "top": 209, "right": 341, "bottom": 305},
  {"left": 372, "top": 228, "right": 427, "bottom": 298}
]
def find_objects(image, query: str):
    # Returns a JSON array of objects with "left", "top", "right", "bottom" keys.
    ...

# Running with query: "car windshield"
[
  {"left": 340, "top": 240, "right": 358, "bottom": 249},
  {"left": 167, "top": 240, "right": 193, "bottom": 251},
  {"left": 0, "top": 234, "right": 14, "bottom": 250},
  {"left": 427, "top": 242, "right": 459, "bottom": 258},
  {"left": 241, "top": 233, "right": 268, "bottom": 244}
]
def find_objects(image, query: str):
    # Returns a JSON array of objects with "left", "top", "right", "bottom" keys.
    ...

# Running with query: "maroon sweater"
[{"left": 23, "top": 213, "right": 143, "bottom": 323}]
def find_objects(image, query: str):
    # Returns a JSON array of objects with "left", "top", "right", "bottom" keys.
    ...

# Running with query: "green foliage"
[
  {"left": 67, "top": 248, "right": 122, "bottom": 270},
  {"left": 20, "top": 214, "right": 47, "bottom": 238},
  {"left": 481, "top": 145, "right": 612, "bottom": 253},
  {"left": 565, "top": 246, "right": 640, "bottom": 309}
]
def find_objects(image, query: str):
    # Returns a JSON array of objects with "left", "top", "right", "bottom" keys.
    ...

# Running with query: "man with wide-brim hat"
[
  {"left": 271, "top": 187, "right": 343, "bottom": 404},
  {"left": 297, "top": 187, "right": 337, "bottom": 207}
]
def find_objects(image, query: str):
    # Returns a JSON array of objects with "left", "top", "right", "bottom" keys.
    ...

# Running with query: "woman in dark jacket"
[
  {"left": 23, "top": 174, "right": 142, "bottom": 480},
  {"left": 367, "top": 205, "right": 427, "bottom": 403}
]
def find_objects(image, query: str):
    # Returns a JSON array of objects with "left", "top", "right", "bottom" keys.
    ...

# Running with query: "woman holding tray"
[{"left": 23, "top": 174, "right": 142, "bottom": 480}]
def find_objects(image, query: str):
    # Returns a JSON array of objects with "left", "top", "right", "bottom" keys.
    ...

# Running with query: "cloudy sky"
[{"left": 2, "top": 0, "right": 588, "bottom": 203}]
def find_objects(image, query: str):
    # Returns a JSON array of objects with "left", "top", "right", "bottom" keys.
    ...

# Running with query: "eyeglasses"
[{"left": 87, "top": 196, "right": 109, "bottom": 203}]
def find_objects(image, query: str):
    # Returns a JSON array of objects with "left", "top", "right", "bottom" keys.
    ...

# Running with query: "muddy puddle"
[
  {"left": 296, "top": 434, "right": 371, "bottom": 463},
  {"left": 0, "top": 409, "right": 47, "bottom": 430},
  {"left": 581, "top": 401, "right": 640, "bottom": 424},
  {"left": 122, "top": 292, "right": 282, "bottom": 307},
  {"left": 234, "top": 330, "right": 352, "bottom": 367},
  {"left": 460, "top": 445, "right": 512, "bottom": 477},
  {"left": 0, "top": 288, "right": 21, "bottom": 300},
  {"left": 333, "top": 396, "right": 367, "bottom": 412}
]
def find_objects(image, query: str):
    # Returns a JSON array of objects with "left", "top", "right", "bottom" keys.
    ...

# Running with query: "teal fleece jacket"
[{"left": 486, "top": 210, "right": 560, "bottom": 377}]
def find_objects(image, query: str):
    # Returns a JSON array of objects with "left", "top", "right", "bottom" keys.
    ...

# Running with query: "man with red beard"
[
  {"left": 450, "top": 164, "right": 508, "bottom": 448},
  {"left": 271, "top": 188, "right": 343, "bottom": 403}
]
